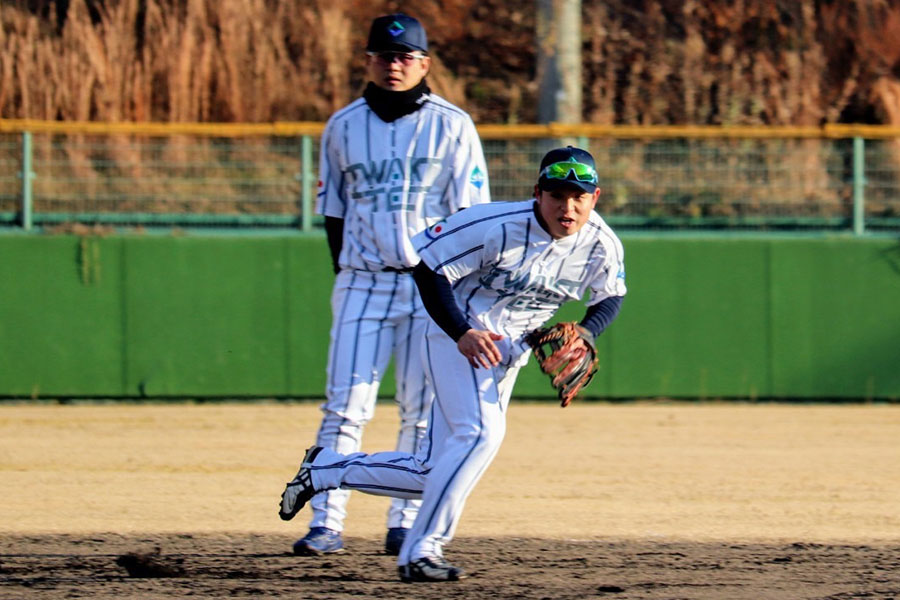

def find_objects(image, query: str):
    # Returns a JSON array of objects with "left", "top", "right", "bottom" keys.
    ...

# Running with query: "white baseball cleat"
[{"left": 278, "top": 446, "right": 323, "bottom": 521}]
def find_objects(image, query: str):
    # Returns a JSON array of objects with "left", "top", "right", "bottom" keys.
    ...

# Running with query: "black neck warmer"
[{"left": 363, "top": 80, "right": 431, "bottom": 123}]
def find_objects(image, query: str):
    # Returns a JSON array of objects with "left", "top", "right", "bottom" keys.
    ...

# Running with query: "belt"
[{"left": 383, "top": 266, "right": 415, "bottom": 273}]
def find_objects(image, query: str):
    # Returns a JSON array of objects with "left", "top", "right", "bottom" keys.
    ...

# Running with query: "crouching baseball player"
[{"left": 279, "top": 146, "right": 626, "bottom": 582}]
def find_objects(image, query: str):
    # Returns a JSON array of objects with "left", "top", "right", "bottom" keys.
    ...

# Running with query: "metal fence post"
[
  {"left": 21, "top": 131, "right": 34, "bottom": 231},
  {"left": 300, "top": 134, "right": 313, "bottom": 232},
  {"left": 852, "top": 136, "right": 865, "bottom": 235}
]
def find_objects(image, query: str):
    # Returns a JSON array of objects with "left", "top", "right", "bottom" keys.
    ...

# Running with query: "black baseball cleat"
[
  {"left": 398, "top": 557, "right": 466, "bottom": 582},
  {"left": 278, "top": 446, "right": 323, "bottom": 521},
  {"left": 384, "top": 527, "right": 408, "bottom": 556}
]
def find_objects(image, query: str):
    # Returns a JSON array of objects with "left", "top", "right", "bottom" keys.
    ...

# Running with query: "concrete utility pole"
[{"left": 537, "top": 0, "right": 583, "bottom": 124}]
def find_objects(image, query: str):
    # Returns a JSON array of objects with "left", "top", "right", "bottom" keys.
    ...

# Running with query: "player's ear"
[
  {"left": 534, "top": 184, "right": 541, "bottom": 200},
  {"left": 591, "top": 187, "right": 600, "bottom": 206},
  {"left": 421, "top": 56, "right": 432, "bottom": 76}
]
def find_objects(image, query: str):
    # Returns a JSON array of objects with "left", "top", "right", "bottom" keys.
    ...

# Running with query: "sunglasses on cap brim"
[{"left": 539, "top": 160, "right": 598, "bottom": 184}]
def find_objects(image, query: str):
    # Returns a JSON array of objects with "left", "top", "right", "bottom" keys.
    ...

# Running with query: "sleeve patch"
[
  {"left": 469, "top": 166, "right": 485, "bottom": 189},
  {"left": 424, "top": 219, "right": 447, "bottom": 240}
]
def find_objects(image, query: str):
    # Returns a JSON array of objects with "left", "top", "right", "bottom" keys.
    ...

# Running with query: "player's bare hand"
[{"left": 457, "top": 330, "right": 504, "bottom": 369}]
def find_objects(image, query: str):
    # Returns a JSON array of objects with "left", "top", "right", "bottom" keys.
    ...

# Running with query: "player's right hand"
[{"left": 456, "top": 330, "right": 504, "bottom": 369}]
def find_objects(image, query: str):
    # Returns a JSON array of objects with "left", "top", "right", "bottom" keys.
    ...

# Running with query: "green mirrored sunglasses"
[{"left": 539, "top": 160, "right": 598, "bottom": 184}]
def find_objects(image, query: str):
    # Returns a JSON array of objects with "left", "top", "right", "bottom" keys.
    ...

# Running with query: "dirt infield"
[{"left": 1, "top": 402, "right": 899, "bottom": 599}]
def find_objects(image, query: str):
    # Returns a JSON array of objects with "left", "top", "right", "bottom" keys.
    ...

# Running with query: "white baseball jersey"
[
  {"left": 316, "top": 94, "right": 490, "bottom": 271},
  {"left": 414, "top": 199, "right": 627, "bottom": 364}
]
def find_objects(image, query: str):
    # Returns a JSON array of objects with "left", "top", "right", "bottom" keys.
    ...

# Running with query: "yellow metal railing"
[
  {"left": 0, "top": 119, "right": 324, "bottom": 137},
  {"left": 5, "top": 118, "right": 900, "bottom": 139}
]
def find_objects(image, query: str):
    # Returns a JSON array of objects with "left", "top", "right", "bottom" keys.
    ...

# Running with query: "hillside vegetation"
[{"left": 3, "top": 0, "right": 900, "bottom": 125}]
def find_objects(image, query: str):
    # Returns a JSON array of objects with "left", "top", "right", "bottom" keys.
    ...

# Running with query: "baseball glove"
[{"left": 525, "top": 322, "right": 598, "bottom": 407}]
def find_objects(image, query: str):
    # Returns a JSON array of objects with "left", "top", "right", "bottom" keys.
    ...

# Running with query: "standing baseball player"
[
  {"left": 280, "top": 146, "right": 627, "bottom": 581},
  {"left": 295, "top": 13, "right": 491, "bottom": 557}
]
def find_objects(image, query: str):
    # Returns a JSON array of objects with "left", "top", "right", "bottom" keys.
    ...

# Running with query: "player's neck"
[
  {"left": 363, "top": 80, "right": 431, "bottom": 123},
  {"left": 532, "top": 200, "right": 557, "bottom": 239}
]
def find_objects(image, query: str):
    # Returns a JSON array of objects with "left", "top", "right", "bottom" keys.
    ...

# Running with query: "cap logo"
[{"left": 387, "top": 21, "right": 405, "bottom": 37}]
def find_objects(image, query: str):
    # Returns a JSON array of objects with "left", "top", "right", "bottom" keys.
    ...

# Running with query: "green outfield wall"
[{"left": 1, "top": 234, "right": 898, "bottom": 400}]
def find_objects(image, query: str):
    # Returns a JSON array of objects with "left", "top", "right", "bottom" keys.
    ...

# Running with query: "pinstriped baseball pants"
[
  {"left": 308, "top": 269, "right": 432, "bottom": 533},
  {"left": 308, "top": 320, "right": 521, "bottom": 564}
]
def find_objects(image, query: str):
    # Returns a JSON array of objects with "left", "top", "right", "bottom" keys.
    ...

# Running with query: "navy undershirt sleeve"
[
  {"left": 412, "top": 261, "right": 472, "bottom": 342},
  {"left": 580, "top": 295, "right": 624, "bottom": 338},
  {"left": 324, "top": 216, "right": 344, "bottom": 274}
]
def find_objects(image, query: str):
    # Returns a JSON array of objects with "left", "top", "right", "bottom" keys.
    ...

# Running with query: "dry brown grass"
[
  {"left": 0, "top": 0, "right": 476, "bottom": 123},
  {"left": 5, "top": 0, "right": 900, "bottom": 127},
  {"left": 577, "top": 0, "right": 900, "bottom": 128}
]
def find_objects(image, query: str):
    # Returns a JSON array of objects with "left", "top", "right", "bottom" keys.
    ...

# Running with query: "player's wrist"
[{"left": 450, "top": 325, "right": 473, "bottom": 343}]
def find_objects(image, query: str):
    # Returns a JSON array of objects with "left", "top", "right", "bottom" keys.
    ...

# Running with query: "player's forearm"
[
  {"left": 324, "top": 217, "right": 344, "bottom": 274},
  {"left": 412, "top": 261, "right": 472, "bottom": 341},
  {"left": 579, "top": 295, "right": 624, "bottom": 337}
]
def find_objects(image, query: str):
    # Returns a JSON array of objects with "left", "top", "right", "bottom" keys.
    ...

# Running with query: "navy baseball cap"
[
  {"left": 367, "top": 14, "right": 428, "bottom": 53},
  {"left": 537, "top": 146, "right": 599, "bottom": 194}
]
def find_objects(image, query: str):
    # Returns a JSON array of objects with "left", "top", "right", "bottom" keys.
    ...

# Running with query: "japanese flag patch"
[{"left": 424, "top": 219, "right": 448, "bottom": 240}]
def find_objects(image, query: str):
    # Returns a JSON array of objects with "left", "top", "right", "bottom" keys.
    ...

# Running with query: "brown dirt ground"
[{"left": 1, "top": 401, "right": 899, "bottom": 599}]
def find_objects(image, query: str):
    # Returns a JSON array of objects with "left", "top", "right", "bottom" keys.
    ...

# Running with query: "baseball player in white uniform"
[
  {"left": 280, "top": 146, "right": 626, "bottom": 582},
  {"left": 294, "top": 13, "right": 490, "bottom": 557}
]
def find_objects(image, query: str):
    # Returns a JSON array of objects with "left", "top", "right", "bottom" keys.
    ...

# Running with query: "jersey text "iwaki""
[
  {"left": 346, "top": 158, "right": 443, "bottom": 211},
  {"left": 479, "top": 266, "right": 581, "bottom": 306}
]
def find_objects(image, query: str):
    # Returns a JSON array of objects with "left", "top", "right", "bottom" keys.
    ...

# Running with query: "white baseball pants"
[
  {"left": 308, "top": 269, "right": 432, "bottom": 532},
  {"left": 309, "top": 321, "right": 521, "bottom": 564}
]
